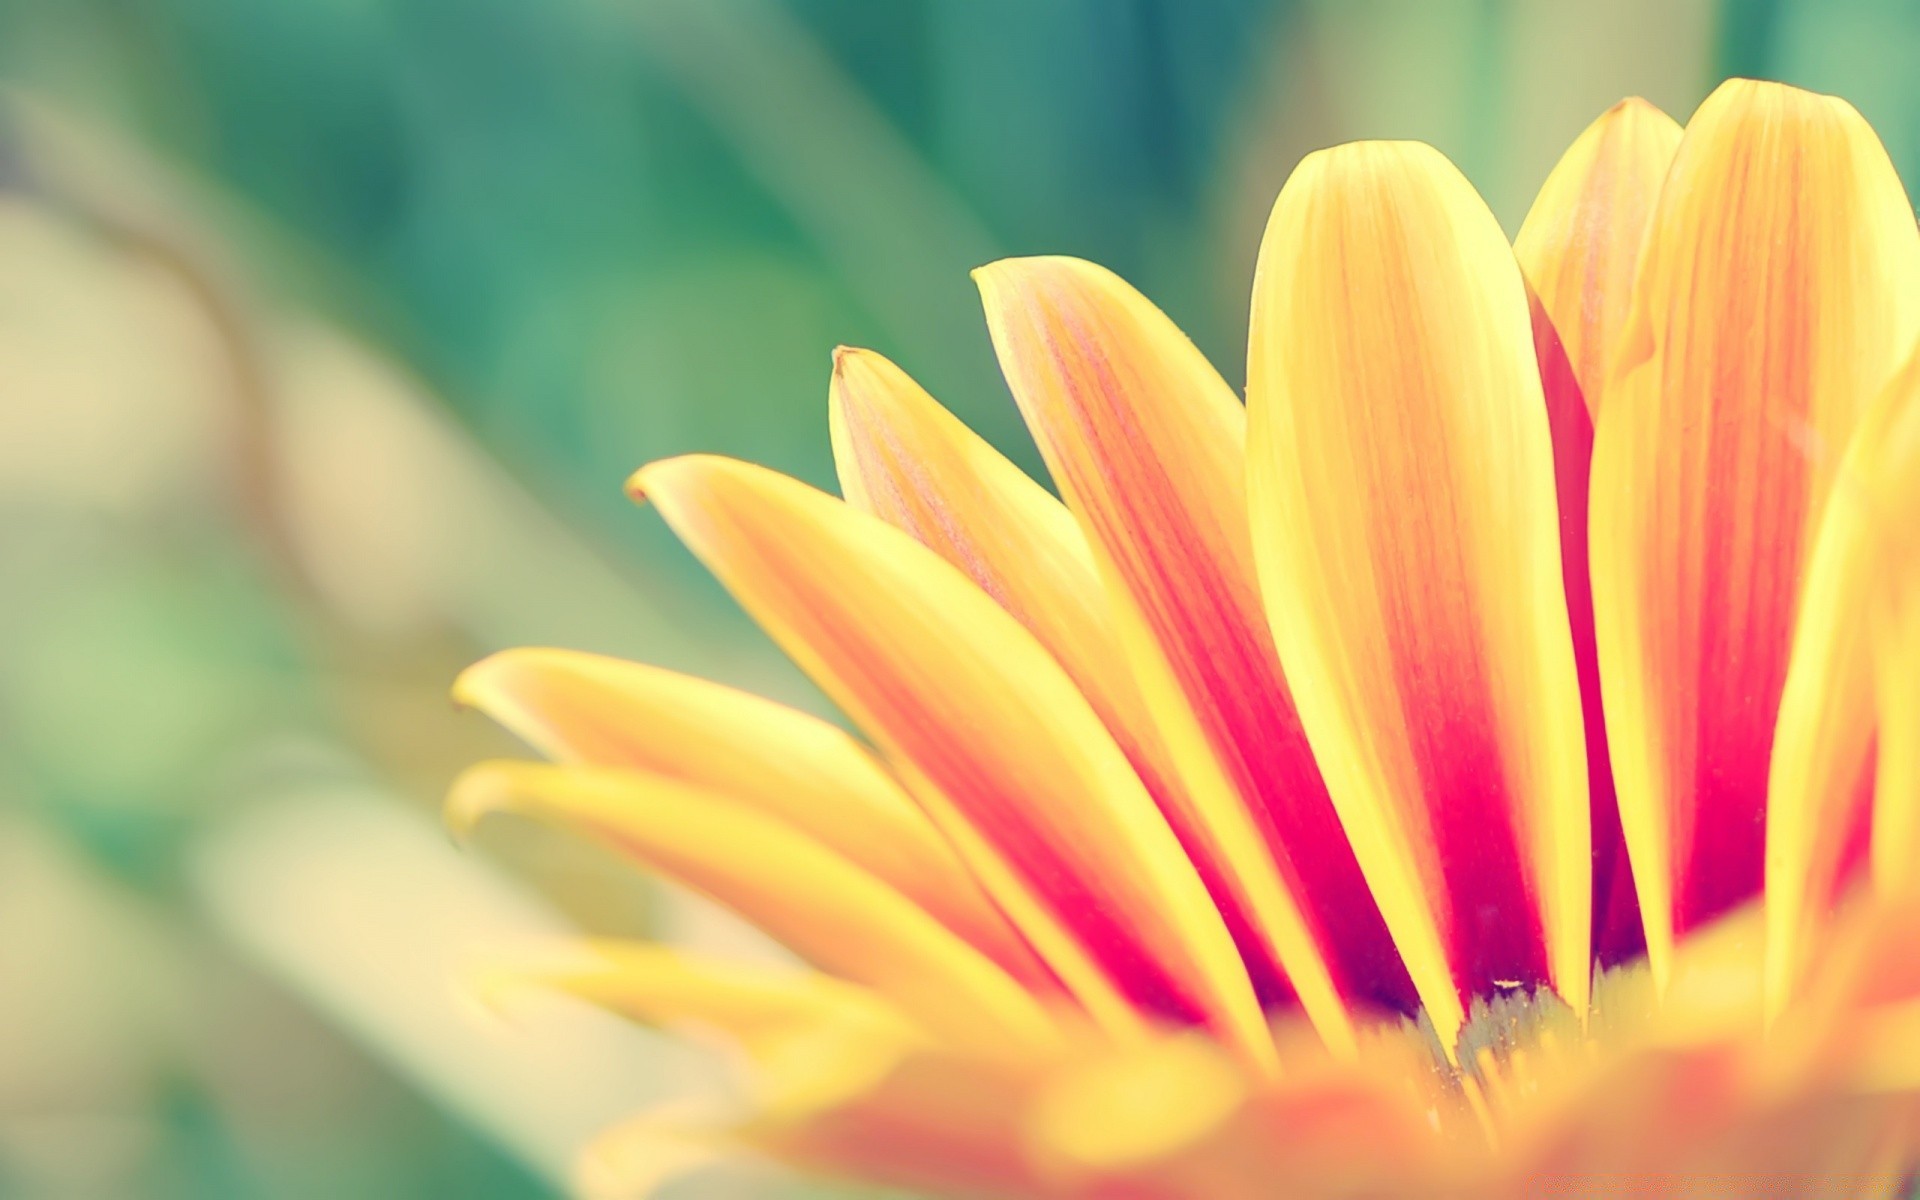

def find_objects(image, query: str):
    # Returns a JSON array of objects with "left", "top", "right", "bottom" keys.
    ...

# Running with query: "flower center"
[{"left": 1381, "top": 960, "right": 1659, "bottom": 1143}]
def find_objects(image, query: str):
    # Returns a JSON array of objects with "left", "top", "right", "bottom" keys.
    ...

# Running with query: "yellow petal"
[
  {"left": 1865, "top": 354, "right": 1920, "bottom": 897},
  {"left": 630, "top": 455, "right": 1276, "bottom": 1071},
  {"left": 489, "top": 942, "right": 923, "bottom": 1120},
  {"left": 1248, "top": 139, "right": 1592, "bottom": 1045},
  {"left": 1764, "top": 347, "right": 1920, "bottom": 1018},
  {"left": 1853, "top": 1000, "right": 1920, "bottom": 1095},
  {"left": 448, "top": 760, "right": 1057, "bottom": 1057},
  {"left": 978, "top": 255, "right": 1402, "bottom": 1057},
  {"left": 495, "top": 939, "right": 915, "bottom": 1055},
  {"left": 574, "top": 1106, "right": 724, "bottom": 1200},
  {"left": 1515, "top": 97, "right": 1683, "bottom": 415},
  {"left": 748, "top": 1045, "right": 1047, "bottom": 1197},
  {"left": 453, "top": 647, "right": 1039, "bottom": 984},
  {"left": 516, "top": 940, "right": 920, "bottom": 1118},
  {"left": 1590, "top": 79, "right": 1920, "bottom": 987},
  {"left": 1028, "top": 1035, "right": 1247, "bottom": 1174}
]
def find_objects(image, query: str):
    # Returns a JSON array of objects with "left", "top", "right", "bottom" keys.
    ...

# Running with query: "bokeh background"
[{"left": 2, "top": 1, "right": 1917, "bottom": 1196}]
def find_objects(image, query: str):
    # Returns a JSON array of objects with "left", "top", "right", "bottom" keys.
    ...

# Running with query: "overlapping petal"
[
  {"left": 828, "top": 345, "right": 1291, "bottom": 1011},
  {"left": 1764, "top": 347, "right": 1920, "bottom": 1015},
  {"left": 827, "top": 347, "right": 1185, "bottom": 828},
  {"left": 448, "top": 760, "right": 1057, "bottom": 1056},
  {"left": 452, "top": 647, "right": 1041, "bottom": 983},
  {"left": 1515, "top": 98, "right": 1683, "bottom": 414},
  {"left": 1590, "top": 79, "right": 1920, "bottom": 986},
  {"left": 569, "top": 898, "right": 1920, "bottom": 1200},
  {"left": 498, "top": 940, "right": 917, "bottom": 1062},
  {"left": 754, "top": 1024, "right": 1443, "bottom": 1200},
  {"left": 1516, "top": 99, "right": 1682, "bottom": 962},
  {"left": 828, "top": 349, "right": 1115, "bottom": 698},
  {"left": 977, "top": 255, "right": 1408, "bottom": 1053},
  {"left": 1247, "top": 140, "right": 1592, "bottom": 1043},
  {"left": 630, "top": 455, "right": 1276, "bottom": 1069}
]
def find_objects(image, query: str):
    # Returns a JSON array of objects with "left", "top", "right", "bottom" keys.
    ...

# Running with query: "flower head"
[{"left": 451, "top": 79, "right": 1920, "bottom": 1198}]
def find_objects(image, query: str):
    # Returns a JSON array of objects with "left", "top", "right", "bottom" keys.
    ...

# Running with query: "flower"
[{"left": 449, "top": 78, "right": 1920, "bottom": 1198}]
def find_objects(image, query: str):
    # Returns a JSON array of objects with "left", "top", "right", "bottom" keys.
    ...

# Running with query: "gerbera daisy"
[{"left": 449, "top": 78, "right": 1920, "bottom": 1198}]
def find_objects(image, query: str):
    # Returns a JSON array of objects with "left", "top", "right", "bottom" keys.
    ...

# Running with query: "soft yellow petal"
[
  {"left": 630, "top": 455, "right": 1276, "bottom": 1071},
  {"left": 449, "top": 760, "right": 1057, "bottom": 1057},
  {"left": 453, "top": 647, "right": 1039, "bottom": 984},
  {"left": 521, "top": 941, "right": 922, "bottom": 1121},
  {"left": 1248, "top": 139, "right": 1592, "bottom": 1045},
  {"left": 574, "top": 1106, "right": 725, "bottom": 1200},
  {"left": 496, "top": 939, "right": 915, "bottom": 1054},
  {"left": 1514, "top": 97, "right": 1682, "bottom": 415},
  {"left": 1590, "top": 79, "right": 1920, "bottom": 987},
  {"left": 1028, "top": 1035, "right": 1247, "bottom": 1174}
]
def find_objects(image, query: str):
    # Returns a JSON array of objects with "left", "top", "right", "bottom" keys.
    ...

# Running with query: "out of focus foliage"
[{"left": 0, "top": 1, "right": 1916, "bottom": 1196}]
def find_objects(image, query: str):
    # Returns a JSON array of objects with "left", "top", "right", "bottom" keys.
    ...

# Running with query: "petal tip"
[
  {"left": 452, "top": 646, "right": 558, "bottom": 712},
  {"left": 1601, "top": 96, "right": 1682, "bottom": 138},
  {"left": 968, "top": 257, "right": 1011, "bottom": 293},
  {"left": 1698, "top": 76, "right": 1853, "bottom": 124},
  {"left": 445, "top": 760, "right": 523, "bottom": 841},
  {"left": 1299, "top": 137, "right": 1448, "bottom": 168},
  {"left": 626, "top": 453, "right": 727, "bottom": 505},
  {"left": 828, "top": 344, "right": 892, "bottom": 397},
  {"left": 450, "top": 655, "right": 499, "bottom": 711},
  {"left": 971, "top": 254, "right": 1103, "bottom": 300},
  {"left": 624, "top": 462, "right": 661, "bottom": 504},
  {"left": 1278, "top": 140, "right": 1463, "bottom": 212}
]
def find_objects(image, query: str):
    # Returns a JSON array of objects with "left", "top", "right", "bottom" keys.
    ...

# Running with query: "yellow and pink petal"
[
  {"left": 1590, "top": 79, "right": 1920, "bottom": 987},
  {"left": 1515, "top": 98, "right": 1683, "bottom": 966},
  {"left": 1247, "top": 139, "right": 1593, "bottom": 1045}
]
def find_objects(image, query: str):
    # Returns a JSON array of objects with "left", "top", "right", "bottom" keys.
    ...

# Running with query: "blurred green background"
[{"left": 1, "top": 1, "right": 1917, "bottom": 1196}]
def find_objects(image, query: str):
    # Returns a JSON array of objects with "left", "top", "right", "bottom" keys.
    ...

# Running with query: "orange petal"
[
  {"left": 1763, "top": 348, "right": 1920, "bottom": 1017},
  {"left": 977, "top": 255, "right": 1406, "bottom": 1054},
  {"left": 448, "top": 760, "right": 1058, "bottom": 1056},
  {"left": 1589, "top": 79, "right": 1920, "bottom": 987},
  {"left": 827, "top": 346, "right": 1289, "bottom": 1009},
  {"left": 630, "top": 455, "right": 1276, "bottom": 1071},
  {"left": 1248, "top": 139, "right": 1593, "bottom": 1042},
  {"left": 1514, "top": 97, "right": 1683, "bottom": 417},
  {"left": 453, "top": 647, "right": 1040, "bottom": 984},
  {"left": 1516, "top": 99, "right": 1681, "bottom": 967}
]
